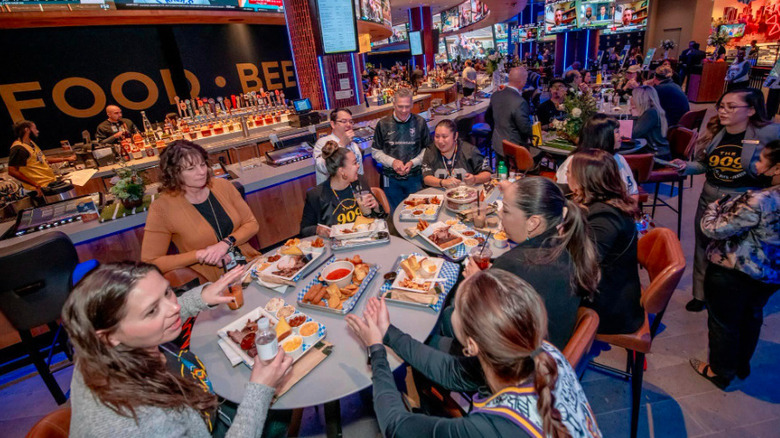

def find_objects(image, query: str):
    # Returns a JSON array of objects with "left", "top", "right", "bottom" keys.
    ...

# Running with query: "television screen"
[
  {"left": 360, "top": 0, "right": 391, "bottom": 26},
  {"left": 472, "top": 0, "right": 486, "bottom": 22},
  {"left": 720, "top": 23, "right": 746, "bottom": 38},
  {"left": 239, "top": 0, "right": 283, "bottom": 11},
  {"left": 459, "top": 1, "right": 473, "bottom": 27},
  {"left": 512, "top": 25, "right": 538, "bottom": 43},
  {"left": 409, "top": 30, "right": 424, "bottom": 55},
  {"left": 317, "top": 0, "right": 358, "bottom": 54},
  {"left": 576, "top": 0, "right": 615, "bottom": 28},
  {"left": 544, "top": 1, "right": 578, "bottom": 34},
  {"left": 494, "top": 22, "right": 509, "bottom": 40},
  {"left": 446, "top": 27, "right": 494, "bottom": 60},
  {"left": 441, "top": 7, "right": 460, "bottom": 33},
  {"left": 114, "top": 0, "right": 240, "bottom": 10},
  {"left": 603, "top": 0, "right": 648, "bottom": 34},
  {"left": 293, "top": 98, "right": 312, "bottom": 113}
]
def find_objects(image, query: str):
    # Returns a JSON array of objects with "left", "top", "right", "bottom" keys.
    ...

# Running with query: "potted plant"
[
  {"left": 109, "top": 166, "right": 145, "bottom": 210},
  {"left": 660, "top": 39, "right": 676, "bottom": 59}
]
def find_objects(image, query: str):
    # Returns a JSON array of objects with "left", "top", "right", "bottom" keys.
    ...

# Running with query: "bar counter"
[{"left": 416, "top": 83, "right": 458, "bottom": 104}]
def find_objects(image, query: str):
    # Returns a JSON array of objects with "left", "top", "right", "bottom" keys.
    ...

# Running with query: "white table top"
[
  {"left": 391, "top": 186, "right": 510, "bottom": 259},
  {"left": 189, "top": 236, "right": 447, "bottom": 409}
]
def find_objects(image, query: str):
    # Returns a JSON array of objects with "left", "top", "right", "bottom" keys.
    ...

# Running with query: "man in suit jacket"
[
  {"left": 652, "top": 66, "right": 690, "bottom": 127},
  {"left": 485, "top": 67, "right": 533, "bottom": 160}
]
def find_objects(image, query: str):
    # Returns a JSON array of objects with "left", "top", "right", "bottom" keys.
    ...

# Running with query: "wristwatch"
[{"left": 222, "top": 235, "right": 237, "bottom": 249}]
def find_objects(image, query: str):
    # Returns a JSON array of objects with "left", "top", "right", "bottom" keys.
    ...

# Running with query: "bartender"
[
  {"left": 95, "top": 105, "right": 137, "bottom": 145},
  {"left": 8, "top": 120, "right": 75, "bottom": 194}
]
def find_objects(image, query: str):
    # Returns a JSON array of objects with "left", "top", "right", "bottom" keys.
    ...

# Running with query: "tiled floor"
[{"left": 3, "top": 106, "right": 780, "bottom": 437}]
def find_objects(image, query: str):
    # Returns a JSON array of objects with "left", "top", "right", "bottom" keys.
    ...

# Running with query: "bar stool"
[{"left": 470, "top": 123, "right": 493, "bottom": 168}]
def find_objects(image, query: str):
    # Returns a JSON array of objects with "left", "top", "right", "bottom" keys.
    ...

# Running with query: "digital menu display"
[
  {"left": 409, "top": 30, "right": 423, "bottom": 55},
  {"left": 317, "top": 0, "right": 358, "bottom": 54},
  {"left": 544, "top": 0, "right": 578, "bottom": 33},
  {"left": 576, "top": 0, "right": 614, "bottom": 28}
]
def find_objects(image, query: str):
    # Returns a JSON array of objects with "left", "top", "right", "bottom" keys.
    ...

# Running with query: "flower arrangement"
[
  {"left": 707, "top": 28, "right": 731, "bottom": 48},
  {"left": 485, "top": 50, "right": 504, "bottom": 75},
  {"left": 551, "top": 90, "right": 598, "bottom": 144},
  {"left": 109, "top": 165, "right": 145, "bottom": 210},
  {"left": 660, "top": 39, "right": 676, "bottom": 51}
]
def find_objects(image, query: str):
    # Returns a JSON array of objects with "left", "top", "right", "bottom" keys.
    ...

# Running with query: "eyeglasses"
[
  {"left": 336, "top": 119, "right": 354, "bottom": 125},
  {"left": 717, "top": 104, "right": 750, "bottom": 112}
]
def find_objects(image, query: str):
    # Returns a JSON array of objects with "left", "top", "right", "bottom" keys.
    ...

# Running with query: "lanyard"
[{"left": 440, "top": 144, "right": 459, "bottom": 179}]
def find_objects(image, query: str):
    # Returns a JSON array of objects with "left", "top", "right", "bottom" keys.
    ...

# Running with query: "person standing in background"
[
  {"left": 726, "top": 48, "right": 751, "bottom": 92},
  {"left": 485, "top": 67, "right": 533, "bottom": 162},
  {"left": 461, "top": 60, "right": 477, "bottom": 97},
  {"left": 371, "top": 87, "right": 430, "bottom": 211}
]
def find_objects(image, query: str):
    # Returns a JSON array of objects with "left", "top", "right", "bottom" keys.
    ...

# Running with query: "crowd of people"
[{"left": 12, "top": 36, "right": 774, "bottom": 438}]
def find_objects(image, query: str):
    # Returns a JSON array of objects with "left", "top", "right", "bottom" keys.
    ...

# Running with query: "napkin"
[
  {"left": 255, "top": 277, "right": 289, "bottom": 293},
  {"left": 218, "top": 339, "right": 243, "bottom": 366}
]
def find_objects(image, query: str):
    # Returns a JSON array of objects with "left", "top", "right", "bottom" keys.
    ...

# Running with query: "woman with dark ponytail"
[
  {"left": 464, "top": 176, "right": 600, "bottom": 348},
  {"left": 300, "top": 141, "right": 384, "bottom": 237},
  {"left": 346, "top": 270, "right": 602, "bottom": 438}
]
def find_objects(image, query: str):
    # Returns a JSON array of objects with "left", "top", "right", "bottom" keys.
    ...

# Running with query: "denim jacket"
[{"left": 701, "top": 185, "right": 780, "bottom": 284}]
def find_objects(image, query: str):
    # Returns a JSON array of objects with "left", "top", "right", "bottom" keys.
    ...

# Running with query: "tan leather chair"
[
  {"left": 623, "top": 153, "right": 655, "bottom": 208},
  {"left": 590, "top": 228, "right": 686, "bottom": 438},
  {"left": 163, "top": 267, "right": 209, "bottom": 289},
  {"left": 502, "top": 140, "right": 534, "bottom": 173},
  {"left": 26, "top": 406, "right": 71, "bottom": 438},
  {"left": 563, "top": 307, "right": 600, "bottom": 374},
  {"left": 370, "top": 187, "right": 391, "bottom": 216}
]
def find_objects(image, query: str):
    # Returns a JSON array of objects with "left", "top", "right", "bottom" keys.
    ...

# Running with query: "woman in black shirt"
[
  {"left": 463, "top": 177, "right": 601, "bottom": 348},
  {"left": 422, "top": 119, "right": 491, "bottom": 188},
  {"left": 568, "top": 149, "right": 644, "bottom": 334},
  {"left": 300, "top": 141, "right": 382, "bottom": 237},
  {"left": 671, "top": 88, "right": 780, "bottom": 311}
]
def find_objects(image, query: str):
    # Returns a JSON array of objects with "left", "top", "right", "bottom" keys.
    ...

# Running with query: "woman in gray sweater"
[{"left": 62, "top": 262, "right": 293, "bottom": 437}]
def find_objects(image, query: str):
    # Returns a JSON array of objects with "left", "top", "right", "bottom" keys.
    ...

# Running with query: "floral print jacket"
[{"left": 702, "top": 186, "right": 780, "bottom": 284}]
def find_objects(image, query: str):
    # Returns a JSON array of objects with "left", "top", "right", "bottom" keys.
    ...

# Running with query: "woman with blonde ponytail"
[
  {"left": 346, "top": 270, "right": 601, "bottom": 438},
  {"left": 464, "top": 176, "right": 600, "bottom": 348}
]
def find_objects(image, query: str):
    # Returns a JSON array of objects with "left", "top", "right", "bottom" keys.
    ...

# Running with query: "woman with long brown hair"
[
  {"left": 346, "top": 270, "right": 602, "bottom": 438},
  {"left": 671, "top": 88, "right": 780, "bottom": 312},
  {"left": 568, "top": 149, "right": 644, "bottom": 335},
  {"left": 63, "top": 262, "right": 293, "bottom": 437},
  {"left": 142, "top": 140, "right": 261, "bottom": 282},
  {"left": 463, "top": 176, "right": 600, "bottom": 348}
]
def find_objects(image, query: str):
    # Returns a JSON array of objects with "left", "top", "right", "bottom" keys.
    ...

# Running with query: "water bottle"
[
  {"left": 497, "top": 160, "right": 508, "bottom": 181},
  {"left": 255, "top": 317, "right": 278, "bottom": 361}
]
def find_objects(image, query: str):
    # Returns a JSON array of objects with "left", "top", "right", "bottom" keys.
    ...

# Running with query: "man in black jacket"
[
  {"left": 485, "top": 66, "right": 533, "bottom": 161},
  {"left": 371, "top": 87, "right": 431, "bottom": 212},
  {"left": 652, "top": 65, "right": 690, "bottom": 127},
  {"left": 95, "top": 105, "right": 137, "bottom": 145}
]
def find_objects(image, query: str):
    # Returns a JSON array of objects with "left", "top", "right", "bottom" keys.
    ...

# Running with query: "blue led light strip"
[
  {"left": 351, "top": 55, "right": 361, "bottom": 105},
  {"left": 317, "top": 56, "right": 331, "bottom": 110}
]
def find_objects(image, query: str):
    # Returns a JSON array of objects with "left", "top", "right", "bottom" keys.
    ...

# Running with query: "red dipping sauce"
[{"left": 326, "top": 268, "right": 351, "bottom": 281}]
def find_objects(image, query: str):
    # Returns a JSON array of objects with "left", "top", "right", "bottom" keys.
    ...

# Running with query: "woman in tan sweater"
[{"left": 142, "top": 141, "right": 260, "bottom": 282}]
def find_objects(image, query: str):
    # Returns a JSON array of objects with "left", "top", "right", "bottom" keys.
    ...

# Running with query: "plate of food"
[
  {"left": 390, "top": 254, "right": 445, "bottom": 293},
  {"left": 253, "top": 238, "right": 329, "bottom": 282},
  {"left": 418, "top": 221, "right": 464, "bottom": 253},
  {"left": 217, "top": 298, "right": 327, "bottom": 367},
  {"left": 297, "top": 254, "right": 378, "bottom": 314},
  {"left": 444, "top": 186, "right": 479, "bottom": 213},
  {"left": 330, "top": 217, "right": 385, "bottom": 240},
  {"left": 399, "top": 194, "right": 443, "bottom": 221}
]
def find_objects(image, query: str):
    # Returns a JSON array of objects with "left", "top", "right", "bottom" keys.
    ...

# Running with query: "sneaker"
[{"left": 686, "top": 298, "right": 706, "bottom": 312}]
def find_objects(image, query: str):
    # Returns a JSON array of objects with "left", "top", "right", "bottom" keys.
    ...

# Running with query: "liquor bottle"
[
  {"left": 141, "top": 111, "right": 155, "bottom": 141},
  {"left": 255, "top": 317, "right": 278, "bottom": 361}
]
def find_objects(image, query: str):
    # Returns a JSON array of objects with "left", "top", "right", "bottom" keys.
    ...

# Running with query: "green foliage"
[
  {"left": 552, "top": 90, "right": 598, "bottom": 143},
  {"left": 109, "top": 166, "right": 145, "bottom": 201}
]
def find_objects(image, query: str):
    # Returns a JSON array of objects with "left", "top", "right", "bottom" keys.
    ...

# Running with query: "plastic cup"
[
  {"left": 226, "top": 283, "right": 244, "bottom": 310},
  {"left": 356, "top": 190, "right": 373, "bottom": 216},
  {"left": 469, "top": 246, "right": 493, "bottom": 270}
]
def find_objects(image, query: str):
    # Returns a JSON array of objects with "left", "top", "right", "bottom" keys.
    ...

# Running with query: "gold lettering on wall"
[
  {"left": 159, "top": 69, "right": 177, "bottom": 105},
  {"left": 52, "top": 77, "right": 106, "bottom": 118},
  {"left": 281, "top": 61, "right": 297, "bottom": 88},
  {"left": 184, "top": 69, "right": 201, "bottom": 99},
  {"left": 111, "top": 72, "right": 159, "bottom": 110},
  {"left": 0, "top": 82, "right": 45, "bottom": 122},
  {"left": 261, "top": 62, "right": 282, "bottom": 90},
  {"left": 236, "top": 63, "right": 264, "bottom": 93}
]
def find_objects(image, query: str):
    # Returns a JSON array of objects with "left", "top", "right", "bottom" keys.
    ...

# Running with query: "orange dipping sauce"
[{"left": 326, "top": 268, "right": 351, "bottom": 281}]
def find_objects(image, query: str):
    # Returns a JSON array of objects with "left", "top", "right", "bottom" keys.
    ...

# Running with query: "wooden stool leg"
[{"left": 19, "top": 330, "right": 67, "bottom": 405}]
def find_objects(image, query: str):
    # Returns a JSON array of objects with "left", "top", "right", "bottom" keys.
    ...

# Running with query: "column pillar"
[
  {"left": 283, "top": 0, "right": 363, "bottom": 109},
  {"left": 408, "top": 6, "right": 434, "bottom": 73}
]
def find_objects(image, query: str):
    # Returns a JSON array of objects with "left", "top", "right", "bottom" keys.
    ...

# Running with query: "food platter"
[
  {"left": 297, "top": 254, "right": 378, "bottom": 315},
  {"left": 380, "top": 253, "right": 461, "bottom": 311},
  {"left": 398, "top": 194, "right": 444, "bottom": 221},
  {"left": 444, "top": 186, "right": 479, "bottom": 213},
  {"left": 217, "top": 299, "right": 327, "bottom": 368},
  {"left": 330, "top": 216, "right": 383, "bottom": 240},
  {"left": 390, "top": 254, "right": 445, "bottom": 293},
  {"left": 418, "top": 221, "right": 465, "bottom": 253},
  {"left": 252, "top": 238, "right": 329, "bottom": 283}
]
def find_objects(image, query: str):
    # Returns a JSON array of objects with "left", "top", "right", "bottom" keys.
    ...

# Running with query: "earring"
[{"left": 462, "top": 346, "right": 474, "bottom": 357}]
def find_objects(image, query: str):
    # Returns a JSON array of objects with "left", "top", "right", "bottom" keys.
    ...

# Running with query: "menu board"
[
  {"left": 544, "top": 0, "right": 578, "bottom": 33},
  {"left": 576, "top": 0, "right": 615, "bottom": 28},
  {"left": 318, "top": 0, "right": 358, "bottom": 54}
]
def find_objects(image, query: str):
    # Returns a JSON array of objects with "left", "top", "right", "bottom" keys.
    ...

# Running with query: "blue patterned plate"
[{"left": 297, "top": 256, "right": 378, "bottom": 315}]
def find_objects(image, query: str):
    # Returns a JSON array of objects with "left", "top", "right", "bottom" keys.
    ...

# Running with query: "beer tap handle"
[
  {"left": 174, "top": 96, "right": 182, "bottom": 118},
  {"left": 231, "top": 94, "right": 238, "bottom": 109},
  {"left": 224, "top": 97, "right": 232, "bottom": 114},
  {"left": 208, "top": 98, "right": 217, "bottom": 118},
  {"left": 217, "top": 96, "right": 225, "bottom": 114},
  {"left": 184, "top": 99, "right": 193, "bottom": 119}
]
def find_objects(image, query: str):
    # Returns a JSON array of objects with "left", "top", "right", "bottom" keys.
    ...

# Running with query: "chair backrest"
[
  {"left": 502, "top": 140, "right": 534, "bottom": 172},
  {"left": 370, "top": 187, "right": 392, "bottom": 216},
  {"left": 667, "top": 127, "right": 697, "bottom": 160},
  {"left": 0, "top": 232, "right": 79, "bottom": 331},
  {"left": 563, "top": 307, "right": 600, "bottom": 370},
  {"left": 676, "top": 109, "right": 707, "bottom": 132},
  {"left": 26, "top": 406, "right": 71, "bottom": 438},
  {"left": 637, "top": 228, "right": 686, "bottom": 315},
  {"left": 164, "top": 267, "right": 208, "bottom": 289},
  {"left": 622, "top": 153, "right": 655, "bottom": 183}
]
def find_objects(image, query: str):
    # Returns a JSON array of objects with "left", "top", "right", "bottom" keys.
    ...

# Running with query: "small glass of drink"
[
  {"left": 356, "top": 190, "right": 374, "bottom": 216},
  {"left": 226, "top": 283, "right": 244, "bottom": 310},
  {"left": 469, "top": 246, "right": 493, "bottom": 270}
]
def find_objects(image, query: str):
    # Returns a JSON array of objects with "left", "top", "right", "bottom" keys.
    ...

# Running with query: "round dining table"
[
  {"left": 190, "top": 236, "right": 446, "bottom": 413},
  {"left": 391, "top": 186, "right": 512, "bottom": 259}
]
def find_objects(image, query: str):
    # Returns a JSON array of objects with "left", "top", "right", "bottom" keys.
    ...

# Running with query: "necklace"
[{"left": 206, "top": 194, "right": 224, "bottom": 241}]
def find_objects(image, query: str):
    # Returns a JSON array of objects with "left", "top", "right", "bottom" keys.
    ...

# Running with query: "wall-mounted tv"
[
  {"left": 602, "top": 0, "right": 648, "bottom": 34},
  {"left": 409, "top": 30, "right": 424, "bottom": 55},
  {"left": 576, "top": 0, "right": 615, "bottom": 28},
  {"left": 544, "top": 0, "right": 578, "bottom": 34}
]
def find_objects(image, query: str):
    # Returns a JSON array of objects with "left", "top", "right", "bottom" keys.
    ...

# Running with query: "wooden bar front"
[{"left": 687, "top": 62, "right": 728, "bottom": 103}]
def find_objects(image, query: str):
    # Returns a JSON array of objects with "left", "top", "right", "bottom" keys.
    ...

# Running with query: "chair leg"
[
  {"left": 651, "top": 183, "right": 660, "bottom": 218},
  {"left": 677, "top": 180, "right": 683, "bottom": 239},
  {"left": 630, "top": 351, "right": 645, "bottom": 438},
  {"left": 19, "top": 330, "right": 67, "bottom": 405}
]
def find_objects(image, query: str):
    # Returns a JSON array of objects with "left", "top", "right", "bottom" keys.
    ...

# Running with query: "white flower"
[{"left": 571, "top": 108, "right": 582, "bottom": 118}]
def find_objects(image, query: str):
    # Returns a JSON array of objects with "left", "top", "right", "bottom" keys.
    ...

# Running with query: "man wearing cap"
[
  {"left": 536, "top": 78, "right": 567, "bottom": 128},
  {"left": 652, "top": 65, "right": 690, "bottom": 127},
  {"left": 616, "top": 64, "right": 641, "bottom": 98}
]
